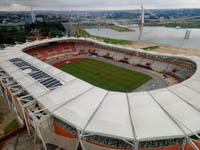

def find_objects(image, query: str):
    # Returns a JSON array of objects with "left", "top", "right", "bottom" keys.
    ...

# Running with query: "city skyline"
[{"left": 0, "top": 0, "right": 200, "bottom": 11}]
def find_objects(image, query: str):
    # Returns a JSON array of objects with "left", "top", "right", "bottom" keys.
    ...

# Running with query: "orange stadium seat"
[
  {"left": 70, "top": 43, "right": 76, "bottom": 52},
  {"left": 51, "top": 44, "right": 63, "bottom": 55},
  {"left": 26, "top": 42, "right": 79, "bottom": 60}
]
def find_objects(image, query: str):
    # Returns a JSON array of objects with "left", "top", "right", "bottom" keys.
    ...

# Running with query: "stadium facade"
[{"left": 0, "top": 37, "right": 200, "bottom": 150}]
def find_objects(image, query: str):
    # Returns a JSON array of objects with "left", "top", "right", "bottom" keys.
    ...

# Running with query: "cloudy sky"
[{"left": 0, "top": 0, "right": 200, "bottom": 11}]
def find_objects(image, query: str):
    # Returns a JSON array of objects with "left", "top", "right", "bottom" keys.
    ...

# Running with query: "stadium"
[{"left": 0, "top": 37, "right": 200, "bottom": 150}]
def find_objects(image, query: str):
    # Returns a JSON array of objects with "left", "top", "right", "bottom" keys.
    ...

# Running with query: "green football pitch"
[{"left": 57, "top": 58, "right": 152, "bottom": 92}]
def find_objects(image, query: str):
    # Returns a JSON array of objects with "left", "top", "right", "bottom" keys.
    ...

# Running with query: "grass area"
[
  {"left": 76, "top": 26, "right": 91, "bottom": 37},
  {"left": 4, "top": 120, "right": 19, "bottom": 134},
  {"left": 75, "top": 26, "right": 133, "bottom": 45},
  {"left": 57, "top": 58, "right": 151, "bottom": 92},
  {"left": 95, "top": 36, "right": 133, "bottom": 45},
  {"left": 142, "top": 46, "right": 160, "bottom": 51}
]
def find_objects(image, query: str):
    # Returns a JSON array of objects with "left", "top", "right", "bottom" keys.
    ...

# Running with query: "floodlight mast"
[
  {"left": 31, "top": 6, "right": 36, "bottom": 23},
  {"left": 138, "top": 5, "right": 144, "bottom": 41}
]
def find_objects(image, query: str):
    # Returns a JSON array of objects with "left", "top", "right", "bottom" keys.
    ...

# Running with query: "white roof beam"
[
  {"left": 126, "top": 93, "right": 138, "bottom": 143},
  {"left": 81, "top": 91, "right": 109, "bottom": 133},
  {"left": 33, "top": 86, "right": 95, "bottom": 115},
  {"left": 167, "top": 88, "right": 200, "bottom": 113},
  {"left": 148, "top": 92, "right": 199, "bottom": 150}
]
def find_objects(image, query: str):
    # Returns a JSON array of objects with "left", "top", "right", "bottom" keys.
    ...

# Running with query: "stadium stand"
[
  {"left": 25, "top": 40, "right": 196, "bottom": 82},
  {"left": 113, "top": 53, "right": 125, "bottom": 61},
  {"left": 139, "top": 58, "right": 154, "bottom": 67},
  {"left": 26, "top": 42, "right": 79, "bottom": 61},
  {"left": 97, "top": 49, "right": 107, "bottom": 56},
  {"left": 151, "top": 61, "right": 169, "bottom": 72},
  {"left": 108, "top": 51, "right": 116, "bottom": 58},
  {"left": 1, "top": 37, "right": 199, "bottom": 150},
  {"left": 128, "top": 55, "right": 143, "bottom": 65}
]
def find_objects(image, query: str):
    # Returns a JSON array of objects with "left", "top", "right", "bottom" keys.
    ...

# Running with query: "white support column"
[
  {"left": 5, "top": 89, "right": 11, "bottom": 109},
  {"left": 17, "top": 96, "right": 32, "bottom": 135},
  {"left": 182, "top": 138, "right": 187, "bottom": 150},
  {"left": 23, "top": 100, "right": 36, "bottom": 108},
  {"left": 1, "top": 82, "right": 9, "bottom": 105},
  {"left": 30, "top": 110, "right": 48, "bottom": 150},
  {"left": 79, "top": 138, "right": 86, "bottom": 150},
  {"left": 12, "top": 89, "right": 23, "bottom": 95},
  {"left": 36, "top": 121, "right": 47, "bottom": 150},
  {"left": 187, "top": 138, "right": 199, "bottom": 150},
  {"left": 34, "top": 120, "right": 37, "bottom": 143},
  {"left": 8, "top": 83, "right": 20, "bottom": 88},
  {"left": 0, "top": 83, "right": 8, "bottom": 104},
  {"left": 8, "top": 88, "right": 18, "bottom": 115},
  {"left": 22, "top": 107, "right": 31, "bottom": 135},
  {"left": 134, "top": 140, "right": 139, "bottom": 150},
  {"left": 29, "top": 111, "right": 38, "bottom": 143},
  {"left": 75, "top": 130, "right": 81, "bottom": 150}
]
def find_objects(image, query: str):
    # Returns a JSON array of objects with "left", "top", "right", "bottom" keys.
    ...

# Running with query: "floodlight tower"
[
  {"left": 31, "top": 6, "right": 36, "bottom": 23},
  {"left": 178, "top": 29, "right": 192, "bottom": 55},
  {"left": 184, "top": 30, "right": 191, "bottom": 40},
  {"left": 141, "top": 5, "right": 145, "bottom": 25},
  {"left": 138, "top": 5, "right": 144, "bottom": 41}
]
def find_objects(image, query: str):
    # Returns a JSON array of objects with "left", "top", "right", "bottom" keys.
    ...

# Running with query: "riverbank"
[
  {"left": 109, "top": 25, "right": 133, "bottom": 32},
  {"left": 86, "top": 27, "right": 200, "bottom": 51},
  {"left": 144, "top": 23, "right": 200, "bottom": 29},
  {"left": 75, "top": 26, "right": 133, "bottom": 45},
  {"left": 77, "top": 26, "right": 200, "bottom": 56}
]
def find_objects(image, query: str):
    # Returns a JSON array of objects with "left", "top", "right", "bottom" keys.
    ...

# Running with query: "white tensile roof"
[{"left": 1, "top": 37, "right": 200, "bottom": 142}]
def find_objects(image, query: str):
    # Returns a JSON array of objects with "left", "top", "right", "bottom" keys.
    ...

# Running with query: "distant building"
[
  {"left": 0, "top": 22, "right": 25, "bottom": 31},
  {"left": 144, "top": 15, "right": 150, "bottom": 19},
  {"left": 25, "top": 16, "right": 34, "bottom": 24},
  {"left": 160, "top": 17, "right": 164, "bottom": 22},
  {"left": 169, "top": 16, "right": 174, "bottom": 20},
  {"left": 36, "top": 17, "right": 43, "bottom": 22}
]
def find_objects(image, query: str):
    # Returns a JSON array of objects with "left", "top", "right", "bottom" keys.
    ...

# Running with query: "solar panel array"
[{"left": 9, "top": 58, "right": 63, "bottom": 90}]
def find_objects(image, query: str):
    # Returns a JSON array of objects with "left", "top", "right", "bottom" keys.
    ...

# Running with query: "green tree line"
[{"left": 0, "top": 21, "right": 65, "bottom": 44}]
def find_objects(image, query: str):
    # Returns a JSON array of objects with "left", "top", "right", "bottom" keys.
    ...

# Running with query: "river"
[{"left": 85, "top": 27, "right": 200, "bottom": 50}]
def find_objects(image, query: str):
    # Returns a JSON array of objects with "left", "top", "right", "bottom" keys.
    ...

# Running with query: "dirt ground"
[
  {"left": 0, "top": 113, "right": 4, "bottom": 124},
  {"left": 0, "top": 97, "right": 16, "bottom": 137},
  {"left": 1, "top": 131, "right": 44, "bottom": 150},
  {"left": 0, "top": 97, "right": 44, "bottom": 150},
  {"left": 125, "top": 41, "right": 200, "bottom": 56}
]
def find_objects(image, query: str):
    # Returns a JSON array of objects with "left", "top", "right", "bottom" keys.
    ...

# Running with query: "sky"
[{"left": 0, "top": 0, "right": 200, "bottom": 11}]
